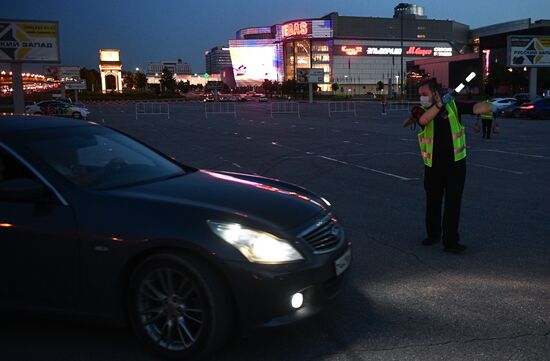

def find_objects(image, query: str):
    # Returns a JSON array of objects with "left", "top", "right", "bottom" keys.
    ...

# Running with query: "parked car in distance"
[
  {"left": 499, "top": 100, "right": 524, "bottom": 118},
  {"left": 25, "top": 100, "right": 90, "bottom": 119},
  {"left": 513, "top": 93, "right": 531, "bottom": 104},
  {"left": 258, "top": 95, "right": 268, "bottom": 102},
  {"left": 490, "top": 98, "right": 519, "bottom": 112},
  {"left": 520, "top": 97, "right": 550, "bottom": 119}
]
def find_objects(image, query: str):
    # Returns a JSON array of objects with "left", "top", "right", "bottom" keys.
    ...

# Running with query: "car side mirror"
[{"left": 0, "top": 178, "right": 46, "bottom": 202}]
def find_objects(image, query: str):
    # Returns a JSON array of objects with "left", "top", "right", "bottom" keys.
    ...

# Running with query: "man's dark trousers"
[{"left": 424, "top": 159, "right": 466, "bottom": 247}]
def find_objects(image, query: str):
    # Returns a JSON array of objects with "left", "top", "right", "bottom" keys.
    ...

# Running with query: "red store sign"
[
  {"left": 282, "top": 21, "right": 311, "bottom": 38},
  {"left": 340, "top": 46, "right": 363, "bottom": 56},
  {"left": 406, "top": 46, "right": 433, "bottom": 56}
]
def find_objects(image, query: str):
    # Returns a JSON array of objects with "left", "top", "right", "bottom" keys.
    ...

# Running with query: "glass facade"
[{"left": 284, "top": 39, "right": 332, "bottom": 90}]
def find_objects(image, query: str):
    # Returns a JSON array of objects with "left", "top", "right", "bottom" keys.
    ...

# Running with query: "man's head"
[{"left": 418, "top": 78, "right": 443, "bottom": 107}]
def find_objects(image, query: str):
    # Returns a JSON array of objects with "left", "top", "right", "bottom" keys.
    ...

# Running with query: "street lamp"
[
  {"left": 136, "top": 67, "right": 140, "bottom": 72},
  {"left": 400, "top": 10, "right": 404, "bottom": 99}
]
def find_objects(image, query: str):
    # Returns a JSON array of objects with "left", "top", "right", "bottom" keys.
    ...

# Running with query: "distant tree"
[
  {"left": 122, "top": 71, "right": 134, "bottom": 89},
  {"left": 79, "top": 68, "right": 101, "bottom": 92},
  {"left": 332, "top": 83, "right": 339, "bottom": 93},
  {"left": 262, "top": 79, "right": 273, "bottom": 94},
  {"left": 377, "top": 81, "right": 384, "bottom": 92},
  {"left": 281, "top": 79, "right": 298, "bottom": 96},
  {"left": 272, "top": 81, "right": 280, "bottom": 94},
  {"left": 177, "top": 80, "right": 191, "bottom": 93},
  {"left": 134, "top": 71, "right": 147, "bottom": 90},
  {"left": 160, "top": 67, "right": 176, "bottom": 92}
]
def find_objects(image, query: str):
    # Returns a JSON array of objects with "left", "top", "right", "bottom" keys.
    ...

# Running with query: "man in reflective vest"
[
  {"left": 413, "top": 78, "right": 493, "bottom": 253},
  {"left": 480, "top": 100, "right": 494, "bottom": 139}
]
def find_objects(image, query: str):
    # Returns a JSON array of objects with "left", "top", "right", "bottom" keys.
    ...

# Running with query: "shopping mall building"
[{"left": 227, "top": 4, "right": 470, "bottom": 93}]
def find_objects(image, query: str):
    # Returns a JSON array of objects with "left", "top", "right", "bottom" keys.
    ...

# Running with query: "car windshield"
[{"left": 23, "top": 125, "right": 186, "bottom": 190}]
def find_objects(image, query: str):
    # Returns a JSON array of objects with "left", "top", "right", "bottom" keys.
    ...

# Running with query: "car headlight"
[{"left": 207, "top": 221, "right": 304, "bottom": 264}]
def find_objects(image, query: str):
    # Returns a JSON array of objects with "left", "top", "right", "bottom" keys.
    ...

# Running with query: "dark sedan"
[
  {"left": 520, "top": 98, "right": 550, "bottom": 119},
  {"left": 0, "top": 116, "right": 351, "bottom": 360}
]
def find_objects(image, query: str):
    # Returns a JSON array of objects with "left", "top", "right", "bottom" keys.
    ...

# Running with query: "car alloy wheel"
[
  {"left": 128, "top": 253, "right": 233, "bottom": 360},
  {"left": 513, "top": 109, "right": 521, "bottom": 118},
  {"left": 72, "top": 112, "right": 82, "bottom": 119}
]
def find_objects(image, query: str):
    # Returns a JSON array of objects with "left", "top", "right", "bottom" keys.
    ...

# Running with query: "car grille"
[{"left": 299, "top": 215, "right": 342, "bottom": 253}]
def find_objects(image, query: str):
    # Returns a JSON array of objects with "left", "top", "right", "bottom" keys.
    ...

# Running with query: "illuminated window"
[
  {"left": 417, "top": 34, "right": 426, "bottom": 39},
  {"left": 313, "top": 54, "right": 330, "bottom": 62}
]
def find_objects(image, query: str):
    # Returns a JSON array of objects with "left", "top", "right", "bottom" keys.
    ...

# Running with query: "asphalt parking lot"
[{"left": 1, "top": 100, "right": 549, "bottom": 361}]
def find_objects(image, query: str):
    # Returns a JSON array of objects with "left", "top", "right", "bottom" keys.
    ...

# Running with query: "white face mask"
[{"left": 419, "top": 96, "right": 432, "bottom": 108}]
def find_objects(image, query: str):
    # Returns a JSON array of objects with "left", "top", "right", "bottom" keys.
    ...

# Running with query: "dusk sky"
[{"left": 3, "top": 0, "right": 550, "bottom": 73}]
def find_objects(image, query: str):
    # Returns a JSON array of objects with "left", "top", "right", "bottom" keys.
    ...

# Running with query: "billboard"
[
  {"left": 43, "top": 66, "right": 80, "bottom": 81},
  {"left": 229, "top": 45, "right": 278, "bottom": 86},
  {"left": 100, "top": 49, "right": 120, "bottom": 62},
  {"left": 508, "top": 36, "right": 550, "bottom": 67},
  {"left": 0, "top": 19, "right": 60, "bottom": 63},
  {"left": 334, "top": 45, "right": 452, "bottom": 57},
  {"left": 297, "top": 68, "right": 324, "bottom": 83},
  {"left": 65, "top": 80, "right": 87, "bottom": 90}
]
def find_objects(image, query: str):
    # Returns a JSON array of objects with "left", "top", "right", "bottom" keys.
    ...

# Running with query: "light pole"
[{"left": 400, "top": 11, "right": 404, "bottom": 99}]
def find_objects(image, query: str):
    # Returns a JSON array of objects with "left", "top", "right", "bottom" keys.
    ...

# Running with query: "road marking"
[
  {"left": 318, "top": 156, "right": 417, "bottom": 181},
  {"left": 471, "top": 163, "right": 526, "bottom": 175},
  {"left": 400, "top": 138, "right": 417, "bottom": 142},
  {"left": 485, "top": 149, "right": 550, "bottom": 160}
]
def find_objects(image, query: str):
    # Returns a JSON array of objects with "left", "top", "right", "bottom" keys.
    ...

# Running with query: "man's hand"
[
  {"left": 403, "top": 105, "right": 425, "bottom": 128},
  {"left": 441, "top": 92, "right": 454, "bottom": 105}
]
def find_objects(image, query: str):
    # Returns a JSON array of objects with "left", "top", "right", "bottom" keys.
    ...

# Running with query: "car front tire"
[
  {"left": 128, "top": 252, "right": 233, "bottom": 360},
  {"left": 72, "top": 112, "right": 82, "bottom": 119}
]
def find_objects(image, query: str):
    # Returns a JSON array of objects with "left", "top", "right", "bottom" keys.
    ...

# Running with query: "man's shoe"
[
  {"left": 444, "top": 244, "right": 467, "bottom": 253},
  {"left": 422, "top": 237, "right": 440, "bottom": 246}
]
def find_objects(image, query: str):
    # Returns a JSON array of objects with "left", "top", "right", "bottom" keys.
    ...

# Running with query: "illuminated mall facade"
[{"left": 228, "top": 6, "right": 470, "bottom": 93}]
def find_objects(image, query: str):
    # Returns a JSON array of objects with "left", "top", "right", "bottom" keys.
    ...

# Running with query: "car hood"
[{"left": 108, "top": 170, "right": 328, "bottom": 231}]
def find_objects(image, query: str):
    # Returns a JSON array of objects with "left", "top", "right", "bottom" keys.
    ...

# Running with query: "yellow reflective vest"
[
  {"left": 480, "top": 101, "right": 494, "bottom": 120},
  {"left": 417, "top": 100, "right": 466, "bottom": 167}
]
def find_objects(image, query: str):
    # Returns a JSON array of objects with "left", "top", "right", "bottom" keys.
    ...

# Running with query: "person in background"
[{"left": 480, "top": 99, "right": 494, "bottom": 139}]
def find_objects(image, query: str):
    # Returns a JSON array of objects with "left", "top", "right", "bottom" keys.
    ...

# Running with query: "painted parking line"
[
  {"left": 266, "top": 140, "right": 418, "bottom": 180},
  {"left": 318, "top": 156, "right": 418, "bottom": 181},
  {"left": 471, "top": 163, "right": 526, "bottom": 175},
  {"left": 473, "top": 149, "right": 550, "bottom": 160}
]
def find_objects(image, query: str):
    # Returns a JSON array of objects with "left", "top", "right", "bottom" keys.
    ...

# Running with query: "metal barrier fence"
[
  {"left": 328, "top": 101, "right": 356, "bottom": 118},
  {"left": 271, "top": 101, "right": 300, "bottom": 118},
  {"left": 205, "top": 102, "right": 237, "bottom": 119},
  {"left": 384, "top": 101, "right": 419, "bottom": 113},
  {"left": 135, "top": 102, "right": 170, "bottom": 120}
]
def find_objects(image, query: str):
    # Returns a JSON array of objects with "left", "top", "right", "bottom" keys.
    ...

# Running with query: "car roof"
[{"left": 0, "top": 115, "right": 92, "bottom": 134}]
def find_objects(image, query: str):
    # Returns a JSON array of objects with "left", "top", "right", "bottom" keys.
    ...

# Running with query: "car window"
[
  {"left": 23, "top": 126, "right": 186, "bottom": 190},
  {"left": 77, "top": 135, "right": 157, "bottom": 168},
  {"left": 0, "top": 148, "right": 37, "bottom": 183}
]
